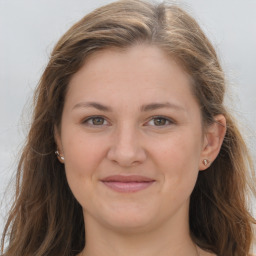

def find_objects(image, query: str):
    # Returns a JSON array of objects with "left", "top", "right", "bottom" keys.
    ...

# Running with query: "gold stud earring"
[
  {"left": 55, "top": 150, "right": 65, "bottom": 161},
  {"left": 203, "top": 159, "right": 209, "bottom": 166}
]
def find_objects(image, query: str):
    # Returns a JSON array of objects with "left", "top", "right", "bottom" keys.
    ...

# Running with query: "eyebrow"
[
  {"left": 72, "top": 101, "right": 185, "bottom": 112},
  {"left": 72, "top": 102, "right": 112, "bottom": 111},
  {"left": 140, "top": 102, "right": 185, "bottom": 112}
]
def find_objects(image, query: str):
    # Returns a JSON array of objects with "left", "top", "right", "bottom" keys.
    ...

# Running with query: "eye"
[
  {"left": 83, "top": 116, "right": 109, "bottom": 126},
  {"left": 145, "top": 116, "right": 174, "bottom": 127}
]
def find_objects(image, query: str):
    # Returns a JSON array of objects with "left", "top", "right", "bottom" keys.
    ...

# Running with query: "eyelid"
[
  {"left": 144, "top": 115, "right": 176, "bottom": 126},
  {"left": 81, "top": 115, "right": 176, "bottom": 127},
  {"left": 82, "top": 115, "right": 110, "bottom": 126}
]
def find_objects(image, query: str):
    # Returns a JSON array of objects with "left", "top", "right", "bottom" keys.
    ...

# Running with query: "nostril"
[{"left": 106, "top": 144, "right": 146, "bottom": 167}]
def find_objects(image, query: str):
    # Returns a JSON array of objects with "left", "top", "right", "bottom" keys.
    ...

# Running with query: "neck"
[{"left": 80, "top": 211, "right": 200, "bottom": 256}]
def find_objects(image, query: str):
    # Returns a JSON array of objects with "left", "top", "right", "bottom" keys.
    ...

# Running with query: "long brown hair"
[{"left": 1, "top": 1, "right": 255, "bottom": 255}]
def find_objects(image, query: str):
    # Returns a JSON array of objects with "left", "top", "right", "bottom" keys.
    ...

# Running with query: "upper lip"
[{"left": 100, "top": 175, "right": 155, "bottom": 182}]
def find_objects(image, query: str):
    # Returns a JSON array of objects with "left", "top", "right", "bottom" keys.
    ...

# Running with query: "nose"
[{"left": 107, "top": 124, "right": 147, "bottom": 167}]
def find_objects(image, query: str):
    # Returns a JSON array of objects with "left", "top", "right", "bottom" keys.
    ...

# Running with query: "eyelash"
[
  {"left": 146, "top": 116, "right": 175, "bottom": 127},
  {"left": 82, "top": 115, "right": 175, "bottom": 127},
  {"left": 82, "top": 116, "right": 109, "bottom": 127}
]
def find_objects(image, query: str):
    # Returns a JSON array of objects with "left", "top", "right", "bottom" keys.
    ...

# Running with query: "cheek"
[
  {"left": 61, "top": 126, "right": 107, "bottom": 180},
  {"left": 61, "top": 130, "right": 109, "bottom": 206},
  {"left": 151, "top": 131, "right": 202, "bottom": 190},
  {"left": 154, "top": 131, "right": 201, "bottom": 165}
]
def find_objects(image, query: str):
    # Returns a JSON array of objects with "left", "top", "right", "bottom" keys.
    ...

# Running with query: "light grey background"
[{"left": 1, "top": 0, "right": 255, "bottom": 251}]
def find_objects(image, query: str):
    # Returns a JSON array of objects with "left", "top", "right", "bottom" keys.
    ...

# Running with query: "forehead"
[{"left": 65, "top": 44, "right": 197, "bottom": 112}]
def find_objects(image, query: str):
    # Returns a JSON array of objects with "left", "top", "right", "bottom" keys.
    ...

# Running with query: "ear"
[
  {"left": 199, "top": 114, "right": 226, "bottom": 171},
  {"left": 54, "top": 125, "right": 65, "bottom": 163}
]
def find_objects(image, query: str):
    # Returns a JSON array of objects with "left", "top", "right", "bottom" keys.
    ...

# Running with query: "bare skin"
[{"left": 55, "top": 45, "right": 225, "bottom": 256}]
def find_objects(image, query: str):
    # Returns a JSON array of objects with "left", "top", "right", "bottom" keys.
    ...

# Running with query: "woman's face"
[{"left": 56, "top": 45, "right": 208, "bottom": 233}]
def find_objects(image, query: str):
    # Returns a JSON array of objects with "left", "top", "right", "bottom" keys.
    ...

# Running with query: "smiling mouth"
[{"left": 100, "top": 175, "right": 155, "bottom": 193}]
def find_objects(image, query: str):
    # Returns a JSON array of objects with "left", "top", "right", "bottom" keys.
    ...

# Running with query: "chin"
[
  {"left": 104, "top": 215, "right": 156, "bottom": 234},
  {"left": 92, "top": 204, "right": 160, "bottom": 233}
]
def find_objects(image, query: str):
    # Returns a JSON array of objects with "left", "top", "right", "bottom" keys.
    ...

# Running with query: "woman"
[{"left": 1, "top": 0, "right": 255, "bottom": 255}]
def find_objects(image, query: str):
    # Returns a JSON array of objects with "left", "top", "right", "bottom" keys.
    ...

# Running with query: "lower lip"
[{"left": 101, "top": 181, "right": 155, "bottom": 193}]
